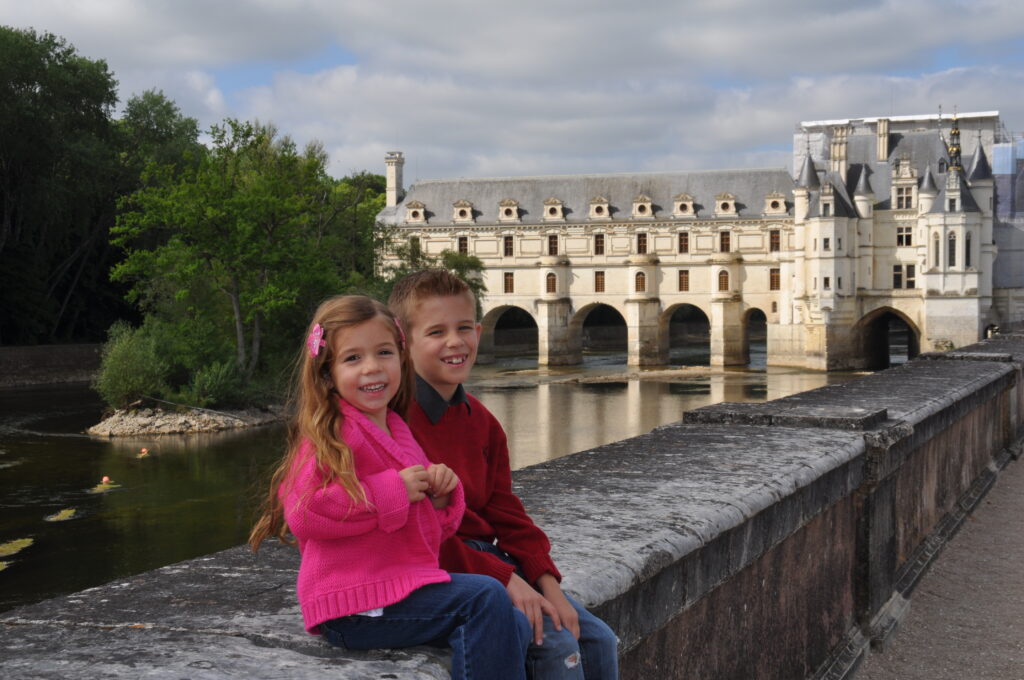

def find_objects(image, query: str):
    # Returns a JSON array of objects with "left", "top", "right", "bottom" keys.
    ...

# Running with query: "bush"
[
  {"left": 178, "top": 360, "right": 243, "bottom": 408},
  {"left": 93, "top": 321, "right": 170, "bottom": 409}
]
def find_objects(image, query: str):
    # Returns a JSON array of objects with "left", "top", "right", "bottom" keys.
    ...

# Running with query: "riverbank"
[{"left": 87, "top": 404, "right": 285, "bottom": 437}]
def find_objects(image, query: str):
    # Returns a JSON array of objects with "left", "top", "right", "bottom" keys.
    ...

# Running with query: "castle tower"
[{"left": 385, "top": 151, "right": 405, "bottom": 208}]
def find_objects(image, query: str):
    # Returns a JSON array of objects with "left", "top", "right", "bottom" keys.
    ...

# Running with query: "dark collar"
[{"left": 415, "top": 375, "right": 470, "bottom": 425}]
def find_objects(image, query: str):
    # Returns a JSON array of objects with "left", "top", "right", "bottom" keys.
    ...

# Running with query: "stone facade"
[{"left": 377, "top": 111, "right": 1023, "bottom": 370}]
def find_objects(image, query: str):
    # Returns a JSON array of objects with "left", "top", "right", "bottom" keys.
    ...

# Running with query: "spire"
[
  {"left": 796, "top": 153, "right": 820, "bottom": 189},
  {"left": 947, "top": 112, "right": 963, "bottom": 172},
  {"left": 854, "top": 167, "right": 873, "bottom": 196},
  {"left": 967, "top": 145, "right": 993, "bottom": 181},
  {"left": 920, "top": 165, "right": 939, "bottom": 194}
]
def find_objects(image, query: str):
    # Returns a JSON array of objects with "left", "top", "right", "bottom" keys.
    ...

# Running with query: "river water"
[{"left": 0, "top": 354, "right": 859, "bottom": 613}]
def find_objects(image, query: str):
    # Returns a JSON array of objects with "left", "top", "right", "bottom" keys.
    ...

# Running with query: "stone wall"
[
  {"left": 0, "top": 343, "right": 102, "bottom": 386},
  {"left": 3, "top": 336, "right": 1022, "bottom": 679}
]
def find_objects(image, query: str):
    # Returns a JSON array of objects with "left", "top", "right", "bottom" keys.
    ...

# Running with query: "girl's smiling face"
[{"left": 329, "top": 316, "right": 402, "bottom": 430}]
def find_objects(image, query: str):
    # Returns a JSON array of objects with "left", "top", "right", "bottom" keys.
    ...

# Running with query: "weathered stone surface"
[{"left": 87, "top": 406, "right": 284, "bottom": 437}]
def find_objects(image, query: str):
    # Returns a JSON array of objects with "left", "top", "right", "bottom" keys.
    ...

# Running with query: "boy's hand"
[
  {"left": 399, "top": 465, "right": 429, "bottom": 502},
  {"left": 506, "top": 573, "right": 560, "bottom": 646},
  {"left": 426, "top": 463, "right": 458, "bottom": 509},
  {"left": 538, "top": 573, "right": 580, "bottom": 639}
]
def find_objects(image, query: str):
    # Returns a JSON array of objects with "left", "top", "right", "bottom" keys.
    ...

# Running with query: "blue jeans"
[
  {"left": 320, "top": 573, "right": 530, "bottom": 680},
  {"left": 464, "top": 540, "right": 620, "bottom": 680}
]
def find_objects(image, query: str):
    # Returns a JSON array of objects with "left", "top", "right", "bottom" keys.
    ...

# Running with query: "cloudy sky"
[{"left": 5, "top": 0, "right": 1024, "bottom": 183}]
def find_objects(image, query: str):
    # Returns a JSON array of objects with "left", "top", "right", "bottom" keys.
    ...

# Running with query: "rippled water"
[{"left": 0, "top": 354, "right": 857, "bottom": 612}]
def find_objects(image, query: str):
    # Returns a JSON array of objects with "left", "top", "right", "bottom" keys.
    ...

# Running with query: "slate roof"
[{"left": 378, "top": 168, "right": 796, "bottom": 227}]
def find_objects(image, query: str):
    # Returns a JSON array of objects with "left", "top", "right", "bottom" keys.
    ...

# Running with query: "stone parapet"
[{"left": 3, "top": 336, "right": 1023, "bottom": 679}]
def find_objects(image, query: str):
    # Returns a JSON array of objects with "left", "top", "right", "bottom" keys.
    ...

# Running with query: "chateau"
[{"left": 376, "top": 111, "right": 1024, "bottom": 370}]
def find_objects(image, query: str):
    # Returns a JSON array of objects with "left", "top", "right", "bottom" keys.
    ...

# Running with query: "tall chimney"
[
  {"left": 385, "top": 151, "right": 404, "bottom": 208},
  {"left": 876, "top": 118, "right": 890, "bottom": 161}
]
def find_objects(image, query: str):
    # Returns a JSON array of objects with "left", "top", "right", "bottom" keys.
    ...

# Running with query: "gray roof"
[
  {"left": 931, "top": 170, "right": 981, "bottom": 214},
  {"left": 968, "top": 146, "right": 993, "bottom": 181},
  {"left": 378, "top": 168, "right": 796, "bottom": 227},
  {"left": 920, "top": 165, "right": 939, "bottom": 194},
  {"left": 853, "top": 166, "right": 874, "bottom": 196},
  {"left": 796, "top": 154, "right": 820, "bottom": 189}
]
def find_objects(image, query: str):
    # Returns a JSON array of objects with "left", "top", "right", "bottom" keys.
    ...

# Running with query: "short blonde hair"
[{"left": 388, "top": 269, "right": 476, "bottom": 331}]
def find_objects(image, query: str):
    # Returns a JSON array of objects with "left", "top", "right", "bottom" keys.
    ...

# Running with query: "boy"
[{"left": 389, "top": 269, "right": 618, "bottom": 680}]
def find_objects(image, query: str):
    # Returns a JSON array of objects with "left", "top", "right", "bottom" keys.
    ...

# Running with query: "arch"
[
  {"left": 854, "top": 306, "right": 921, "bottom": 370},
  {"left": 948, "top": 232, "right": 957, "bottom": 267},
  {"left": 570, "top": 303, "right": 627, "bottom": 359},
  {"left": 718, "top": 270, "right": 730, "bottom": 291},
  {"left": 661, "top": 303, "right": 711, "bottom": 366},
  {"left": 545, "top": 272, "right": 557, "bottom": 294},
  {"left": 965, "top": 231, "right": 973, "bottom": 268},
  {"left": 744, "top": 307, "right": 768, "bottom": 368},
  {"left": 984, "top": 324, "right": 999, "bottom": 339},
  {"left": 480, "top": 305, "right": 538, "bottom": 362},
  {"left": 635, "top": 271, "right": 647, "bottom": 293},
  {"left": 932, "top": 232, "right": 939, "bottom": 268}
]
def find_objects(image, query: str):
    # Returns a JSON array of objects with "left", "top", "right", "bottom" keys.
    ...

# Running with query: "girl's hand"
[
  {"left": 426, "top": 463, "right": 459, "bottom": 508},
  {"left": 399, "top": 465, "right": 429, "bottom": 502}
]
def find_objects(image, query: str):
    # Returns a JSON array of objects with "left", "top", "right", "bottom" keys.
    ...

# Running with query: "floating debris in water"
[
  {"left": 137, "top": 448, "right": 149, "bottom": 458},
  {"left": 45, "top": 508, "right": 77, "bottom": 522},
  {"left": 90, "top": 477, "right": 120, "bottom": 493},
  {"left": 0, "top": 538, "right": 34, "bottom": 558}
]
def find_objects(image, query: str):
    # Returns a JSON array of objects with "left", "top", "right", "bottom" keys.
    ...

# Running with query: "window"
[
  {"left": 548, "top": 235, "right": 558, "bottom": 256},
  {"left": 933, "top": 233, "right": 940, "bottom": 268},
  {"left": 948, "top": 233, "right": 957, "bottom": 267},
  {"left": 503, "top": 272, "right": 514, "bottom": 293},
  {"left": 594, "top": 234, "right": 605, "bottom": 255},
  {"left": 893, "top": 265, "right": 903, "bottom": 288},
  {"left": 896, "top": 186, "right": 914, "bottom": 210},
  {"left": 720, "top": 231, "right": 731, "bottom": 252},
  {"left": 409, "top": 236, "right": 421, "bottom": 256},
  {"left": 965, "top": 232, "right": 972, "bottom": 268},
  {"left": 769, "top": 230, "right": 780, "bottom": 252},
  {"left": 838, "top": 238, "right": 842, "bottom": 250},
  {"left": 458, "top": 236, "right": 468, "bottom": 254},
  {"left": 948, "top": 198, "right": 957, "bottom": 212},
  {"left": 906, "top": 265, "right": 915, "bottom": 288},
  {"left": 771, "top": 301, "right": 778, "bottom": 313},
  {"left": 678, "top": 270, "right": 689, "bottom": 292},
  {"left": 503, "top": 236, "right": 514, "bottom": 257},
  {"left": 822, "top": 203, "right": 832, "bottom": 217},
  {"left": 546, "top": 273, "right": 557, "bottom": 294},
  {"left": 679, "top": 232, "right": 690, "bottom": 253},
  {"left": 823, "top": 277, "right": 831, "bottom": 290},
  {"left": 635, "top": 272, "right": 646, "bottom": 293},
  {"left": 718, "top": 270, "right": 729, "bottom": 291},
  {"left": 897, "top": 226, "right": 912, "bottom": 247},
  {"left": 769, "top": 268, "right": 780, "bottom": 291},
  {"left": 637, "top": 233, "right": 648, "bottom": 255},
  {"left": 595, "top": 271, "right": 605, "bottom": 293},
  {"left": 837, "top": 277, "right": 842, "bottom": 290},
  {"left": 823, "top": 237, "right": 831, "bottom": 251}
]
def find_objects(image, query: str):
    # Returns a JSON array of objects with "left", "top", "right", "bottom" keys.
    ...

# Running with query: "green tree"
[
  {"left": 112, "top": 120, "right": 352, "bottom": 381},
  {"left": 0, "top": 26, "right": 120, "bottom": 344}
]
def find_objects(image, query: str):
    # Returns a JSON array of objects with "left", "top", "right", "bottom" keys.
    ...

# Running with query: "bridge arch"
[
  {"left": 854, "top": 306, "right": 921, "bottom": 370},
  {"left": 660, "top": 302, "right": 711, "bottom": 365},
  {"left": 743, "top": 307, "right": 768, "bottom": 368},
  {"left": 571, "top": 303, "right": 628, "bottom": 357},
  {"left": 479, "top": 305, "right": 538, "bottom": 362}
]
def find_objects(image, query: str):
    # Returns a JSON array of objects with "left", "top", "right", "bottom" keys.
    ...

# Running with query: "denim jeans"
[
  {"left": 320, "top": 573, "right": 530, "bottom": 680},
  {"left": 464, "top": 540, "right": 620, "bottom": 680}
]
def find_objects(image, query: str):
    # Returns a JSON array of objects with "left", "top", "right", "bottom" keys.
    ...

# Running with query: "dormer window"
[
  {"left": 715, "top": 193, "right": 736, "bottom": 216},
  {"left": 764, "top": 192, "right": 786, "bottom": 215},
  {"left": 673, "top": 193, "right": 695, "bottom": 218},
  {"left": 405, "top": 200, "right": 427, "bottom": 224},
  {"left": 498, "top": 198, "right": 520, "bottom": 223},
  {"left": 589, "top": 196, "right": 611, "bottom": 220},
  {"left": 632, "top": 194, "right": 654, "bottom": 219},
  {"left": 543, "top": 197, "right": 565, "bottom": 221},
  {"left": 822, "top": 202, "right": 832, "bottom": 217},
  {"left": 453, "top": 200, "right": 474, "bottom": 224}
]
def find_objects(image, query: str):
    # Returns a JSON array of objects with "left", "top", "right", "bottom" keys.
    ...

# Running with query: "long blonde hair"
[{"left": 249, "top": 295, "right": 414, "bottom": 551}]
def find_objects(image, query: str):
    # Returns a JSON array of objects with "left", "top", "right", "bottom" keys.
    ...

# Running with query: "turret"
[
  {"left": 853, "top": 167, "right": 874, "bottom": 218},
  {"left": 794, "top": 154, "right": 819, "bottom": 222},
  {"left": 385, "top": 151, "right": 405, "bottom": 208},
  {"left": 967, "top": 146, "right": 994, "bottom": 216},
  {"left": 919, "top": 165, "right": 938, "bottom": 214}
]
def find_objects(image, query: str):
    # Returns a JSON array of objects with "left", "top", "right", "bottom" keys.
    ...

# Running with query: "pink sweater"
[{"left": 281, "top": 400, "right": 465, "bottom": 634}]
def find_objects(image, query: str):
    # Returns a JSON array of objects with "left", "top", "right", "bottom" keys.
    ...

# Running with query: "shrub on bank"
[{"left": 93, "top": 322, "right": 170, "bottom": 409}]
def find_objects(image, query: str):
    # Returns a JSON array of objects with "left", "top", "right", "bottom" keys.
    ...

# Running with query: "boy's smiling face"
[{"left": 406, "top": 293, "right": 481, "bottom": 401}]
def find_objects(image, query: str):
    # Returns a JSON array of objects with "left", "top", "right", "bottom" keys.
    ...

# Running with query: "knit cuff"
[
  {"left": 517, "top": 554, "right": 562, "bottom": 586},
  {"left": 363, "top": 469, "right": 410, "bottom": 533}
]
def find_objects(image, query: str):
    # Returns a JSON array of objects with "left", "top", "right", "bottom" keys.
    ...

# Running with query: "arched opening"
[
  {"left": 745, "top": 308, "right": 767, "bottom": 369},
  {"left": 718, "top": 270, "right": 730, "bottom": 291},
  {"left": 856, "top": 308, "right": 920, "bottom": 370},
  {"left": 545, "top": 272, "right": 557, "bottom": 294},
  {"left": 580, "top": 304, "right": 627, "bottom": 365},
  {"left": 485, "top": 306, "right": 538, "bottom": 367},
  {"left": 985, "top": 324, "right": 1000, "bottom": 339},
  {"left": 635, "top": 271, "right": 646, "bottom": 293},
  {"left": 666, "top": 304, "right": 710, "bottom": 366}
]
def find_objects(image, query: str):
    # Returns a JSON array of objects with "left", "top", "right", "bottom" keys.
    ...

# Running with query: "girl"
[{"left": 250, "top": 295, "right": 529, "bottom": 680}]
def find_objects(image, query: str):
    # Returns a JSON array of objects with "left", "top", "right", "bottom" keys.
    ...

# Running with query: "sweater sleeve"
[
  {"left": 283, "top": 448, "right": 410, "bottom": 540},
  {"left": 478, "top": 413, "right": 562, "bottom": 585},
  {"left": 435, "top": 480, "right": 466, "bottom": 540},
  {"left": 439, "top": 534, "right": 517, "bottom": 585}
]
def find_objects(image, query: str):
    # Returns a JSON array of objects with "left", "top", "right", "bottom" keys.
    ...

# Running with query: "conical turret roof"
[
  {"left": 967, "top": 145, "right": 993, "bottom": 182},
  {"left": 796, "top": 154, "right": 820, "bottom": 189},
  {"left": 920, "top": 165, "right": 939, "bottom": 194}
]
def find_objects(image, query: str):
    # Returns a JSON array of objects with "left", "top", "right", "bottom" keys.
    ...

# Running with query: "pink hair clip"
[
  {"left": 394, "top": 318, "right": 407, "bottom": 350},
  {"left": 307, "top": 324, "right": 326, "bottom": 358}
]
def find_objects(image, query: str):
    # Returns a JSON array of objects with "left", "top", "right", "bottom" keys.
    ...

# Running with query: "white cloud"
[{"left": 3, "top": 0, "right": 1023, "bottom": 180}]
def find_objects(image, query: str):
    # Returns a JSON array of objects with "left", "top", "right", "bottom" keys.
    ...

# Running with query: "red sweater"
[{"left": 408, "top": 391, "right": 561, "bottom": 586}]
